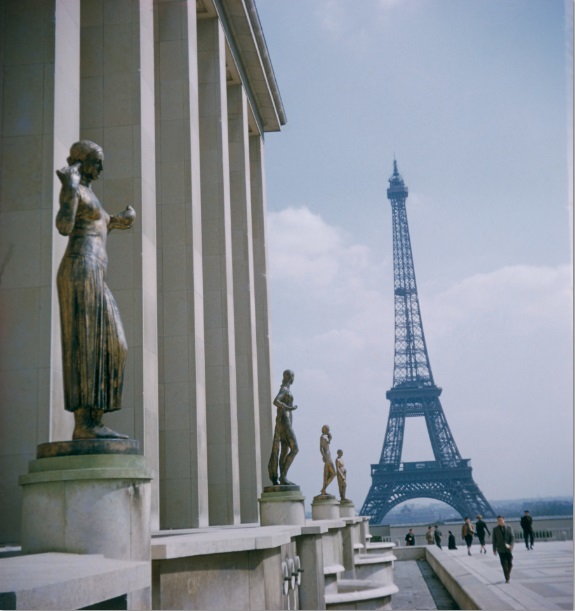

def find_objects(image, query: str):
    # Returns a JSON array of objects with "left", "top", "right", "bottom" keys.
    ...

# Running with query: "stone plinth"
[
  {"left": 339, "top": 500, "right": 355, "bottom": 518},
  {"left": 19, "top": 443, "right": 153, "bottom": 608},
  {"left": 36, "top": 439, "right": 140, "bottom": 458},
  {"left": 311, "top": 495, "right": 339, "bottom": 520},
  {"left": 258, "top": 487, "right": 305, "bottom": 526}
]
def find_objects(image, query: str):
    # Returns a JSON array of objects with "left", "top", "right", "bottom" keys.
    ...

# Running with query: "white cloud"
[{"left": 267, "top": 207, "right": 573, "bottom": 505}]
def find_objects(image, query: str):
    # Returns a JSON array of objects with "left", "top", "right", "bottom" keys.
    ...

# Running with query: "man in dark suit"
[
  {"left": 520, "top": 510, "right": 534, "bottom": 550},
  {"left": 492, "top": 515, "right": 515, "bottom": 583}
]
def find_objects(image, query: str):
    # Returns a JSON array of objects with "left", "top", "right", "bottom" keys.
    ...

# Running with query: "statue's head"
[
  {"left": 321, "top": 424, "right": 330, "bottom": 434},
  {"left": 282, "top": 369, "right": 294, "bottom": 384},
  {"left": 67, "top": 140, "right": 103, "bottom": 165},
  {"left": 337, "top": 449, "right": 343, "bottom": 456},
  {"left": 67, "top": 141, "right": 104, "bottom": 181}
]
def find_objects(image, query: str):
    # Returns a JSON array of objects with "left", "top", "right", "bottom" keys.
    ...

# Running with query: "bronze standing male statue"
[
  {"left": 56, "top": 140, "right": 135, "bottom": 440},
  {"left": 319, "top": 425, "right": 336, "bottom": 496},
  {"left": 268, "top": 369, "right": 299, "bottom": 485}
]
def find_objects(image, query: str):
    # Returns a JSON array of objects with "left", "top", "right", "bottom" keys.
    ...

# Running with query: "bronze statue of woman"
[{"left": 56, "top": 140, "right": 135, "bottom": 439}]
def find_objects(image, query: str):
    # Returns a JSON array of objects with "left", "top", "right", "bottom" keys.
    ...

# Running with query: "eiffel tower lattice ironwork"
[{"left": 361, "top": 160, "right": 495, "bottom": 523}]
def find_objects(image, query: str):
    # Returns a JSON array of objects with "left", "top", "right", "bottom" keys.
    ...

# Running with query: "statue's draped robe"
[{"left": 57, "top": 192, "right": 127, "bottom": 413}]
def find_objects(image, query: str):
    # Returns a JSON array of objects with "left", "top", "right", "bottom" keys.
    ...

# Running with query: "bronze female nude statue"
[
  {"left": 55, "top": 140, "right": 135, "bottom": 440},
  {"left": 319, "top": 425, "right": 336, "bottom": 496}
]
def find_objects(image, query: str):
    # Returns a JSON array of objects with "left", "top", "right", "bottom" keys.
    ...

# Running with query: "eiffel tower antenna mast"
[{"left": 361, "top": 160, "right": 495, "bottom": 523}]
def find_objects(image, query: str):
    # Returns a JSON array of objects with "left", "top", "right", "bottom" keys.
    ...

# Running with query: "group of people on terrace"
[{"left": 404, "top": 510, "right": 535, "bottom": 584}]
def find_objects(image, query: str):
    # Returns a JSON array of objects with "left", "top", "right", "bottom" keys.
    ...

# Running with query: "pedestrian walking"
[
  {"left": 492, "top": 515, "right": 514, "bottom": 583},
  {"left": 475, "top": 514, "right": 490, "bottom": 554},
  {"left": 447, "top": 531, "right": 457, "bottom": 550},
  {"left": 520, "top": 510, "right": 535, "bottom": 550},
  {"left": 425, "top": 526, "right": 434, "bottom": 545},
  {"left": 461, "top": 516, "right": 475, "bottom": 555},
  {"left": 405, "top": 528, "right": 415, "bottom": 546},
  {"left": 434, "top": 525, "right": 443, "bottom": 549}
]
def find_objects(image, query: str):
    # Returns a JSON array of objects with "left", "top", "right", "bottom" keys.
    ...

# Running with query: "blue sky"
[{"left": 256, "top": 0, "right": 573, "bottom": 505}]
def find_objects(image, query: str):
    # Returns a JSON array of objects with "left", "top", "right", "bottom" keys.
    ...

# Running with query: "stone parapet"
[{"left": 0, "top": 553, "right": 149, "bottom": 611}]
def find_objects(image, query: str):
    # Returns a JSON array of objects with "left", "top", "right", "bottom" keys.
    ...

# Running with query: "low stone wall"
[
  {"left": 381, "top": 516, "right": 573, "bottom": 547},
  {"left": 391, "top": 546, "right": 425, "bottom": 561},
  {"left": 0, "top": 553, "right": 149, "bottom": 610}
]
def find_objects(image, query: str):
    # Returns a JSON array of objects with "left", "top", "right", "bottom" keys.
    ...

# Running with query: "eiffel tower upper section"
[{"left": 387, "top": 159, "right": 435, "bottom": 390}]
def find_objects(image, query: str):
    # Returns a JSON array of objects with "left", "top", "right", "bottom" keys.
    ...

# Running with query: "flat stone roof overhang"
[{"left": 199, "top": 0, "right": 287, "bottom": 134}]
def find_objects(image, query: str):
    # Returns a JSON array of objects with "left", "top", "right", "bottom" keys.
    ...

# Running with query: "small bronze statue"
[
  {"left": 319, "top": 425, "right": 336, "bottom": 496},
  {"left": 268, "top": 369, "right": 299, "bottom": 485},
  {"left": 55, "top": 140, "right": 135, "bottom": 440},
  {"left": 336, "top": 449, "right": 348, "bottom": 501}
]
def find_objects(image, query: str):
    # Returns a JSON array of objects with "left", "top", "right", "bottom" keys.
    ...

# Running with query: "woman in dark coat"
[
  {"left": 448, "top": 531, "right": 457, "bottom": 550},
  {"left": 475, "top": 514, "right": 491, "bottom": 554}
]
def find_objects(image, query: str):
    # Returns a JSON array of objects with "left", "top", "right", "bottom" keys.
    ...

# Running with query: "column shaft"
[
  {"left": 80, "top": 0, "right": 160, "bottom": 529},
  {"left": 250, "top": 135, "right": 274, "bottom": 484},
  {"left": 0, "top": 0, "right": 80, "bottom": 542},
  {"left": 198, "top": 17, "right": 240, "bottom": 525},
  {"left": 155, "top": 0, "right": 209, "bottom": 528},
  {"left": 228, "top": 84, "right": 261, "bottom": 523}
]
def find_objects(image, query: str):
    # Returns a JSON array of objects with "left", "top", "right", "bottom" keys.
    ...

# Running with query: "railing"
[
  {"left": 388, "top": 529, "right": 574, "bottom": 547},
  {"left": 515, "top": 529, "right": 573, "bottom": 542}
]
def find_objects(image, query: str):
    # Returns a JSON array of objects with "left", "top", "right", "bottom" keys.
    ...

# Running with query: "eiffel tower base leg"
[{"left": 361, "top": 464, "right": 495, "bottom": 524}]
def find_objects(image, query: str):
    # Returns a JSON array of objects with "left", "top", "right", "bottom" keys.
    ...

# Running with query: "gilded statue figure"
[
  {"left": 268, "top": 369, "right": 299, "bottom": 485},
  {"left": 319, "top": 425, "right": 336, "bottom": 496},
  {"left": 56, "top": 140, "right": 135, "bottom": 440},
  {"left": 336, "top": 449, "right": 348, "bottom": 501}
]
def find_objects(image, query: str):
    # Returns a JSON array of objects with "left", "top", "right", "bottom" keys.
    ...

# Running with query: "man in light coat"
[{"left": 492, "top": 515, "right": 515, "bottom": 583}]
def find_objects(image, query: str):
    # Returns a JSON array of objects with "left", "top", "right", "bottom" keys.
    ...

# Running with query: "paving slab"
[
  {"left": 436, "top": 540, "right": 573, "bottom": 610},
  {"left": 393, "top": 559, "right": 439, "bottom": 609}
]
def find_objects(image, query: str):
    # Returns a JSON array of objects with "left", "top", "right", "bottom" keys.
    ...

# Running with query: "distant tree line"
[
  {"left": 492, "top": 498, "right": 573, "bottom": 518},
  {"left": 383, "top": 497, "right": 572, "bottom": 525}
]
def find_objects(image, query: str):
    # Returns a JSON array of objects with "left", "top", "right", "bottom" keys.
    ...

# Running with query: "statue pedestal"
[
  {"left": 311, "top": 495, "right": 339, "bottom": 520},
  {"left": 258, "top": 486, "right": 306, "bottom": 526},
  {"left": 19, "top": 440, "right": 153, "bottom": 609},
  {"left": 339, "top": 499, "right": 355, "bottom": 517}
]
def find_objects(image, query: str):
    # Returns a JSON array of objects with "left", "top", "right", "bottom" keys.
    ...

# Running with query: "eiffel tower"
[{"left": 361, "top": 160, "right": 495, "bottom": 523}]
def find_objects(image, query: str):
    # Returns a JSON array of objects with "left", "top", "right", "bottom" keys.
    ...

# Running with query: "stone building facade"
[
  {"left": 0, "top": 2, "right": 399, "bottom": 609},
  {"left": 0, "top": 0, "right": 284, "bottom": 540}
]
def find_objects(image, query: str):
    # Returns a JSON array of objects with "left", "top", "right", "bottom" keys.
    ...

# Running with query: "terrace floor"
[{"left": 393, "top": 540, "right": 573, "bottom": 610}]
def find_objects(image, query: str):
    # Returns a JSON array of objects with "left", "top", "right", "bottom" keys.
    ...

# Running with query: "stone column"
[
  {"left": 197, "top": 17, "right": 240, "bottom": 525},
  {"left": 154, "top": 0, "right": 209, "bottom": 528},
  {"left": 0, "top": 0, "right": 80, "bottom": 543},
  {"left": 249, "top": 135, "right": 274, "bottom": 486},
  {"left": 79, "top": 0, "right": 160, "bottom": 529},
  {"left": 297, "top": 529, "right": 326, "bottom": 611},
  {"left": 228, "top": 84, "right": 261, "bottom": 523}
]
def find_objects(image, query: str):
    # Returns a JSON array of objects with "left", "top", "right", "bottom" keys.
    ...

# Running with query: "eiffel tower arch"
[{"left": 361, "top": 161, "right": 495, "bottom": 524}]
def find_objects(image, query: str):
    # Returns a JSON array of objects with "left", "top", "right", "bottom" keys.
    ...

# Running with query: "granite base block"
[
  {"left": 311, "top": 497, "right": 340, "bottom": 520},
  {"left": 258, "top": 489, "right": 306, "bottom": 526}
]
